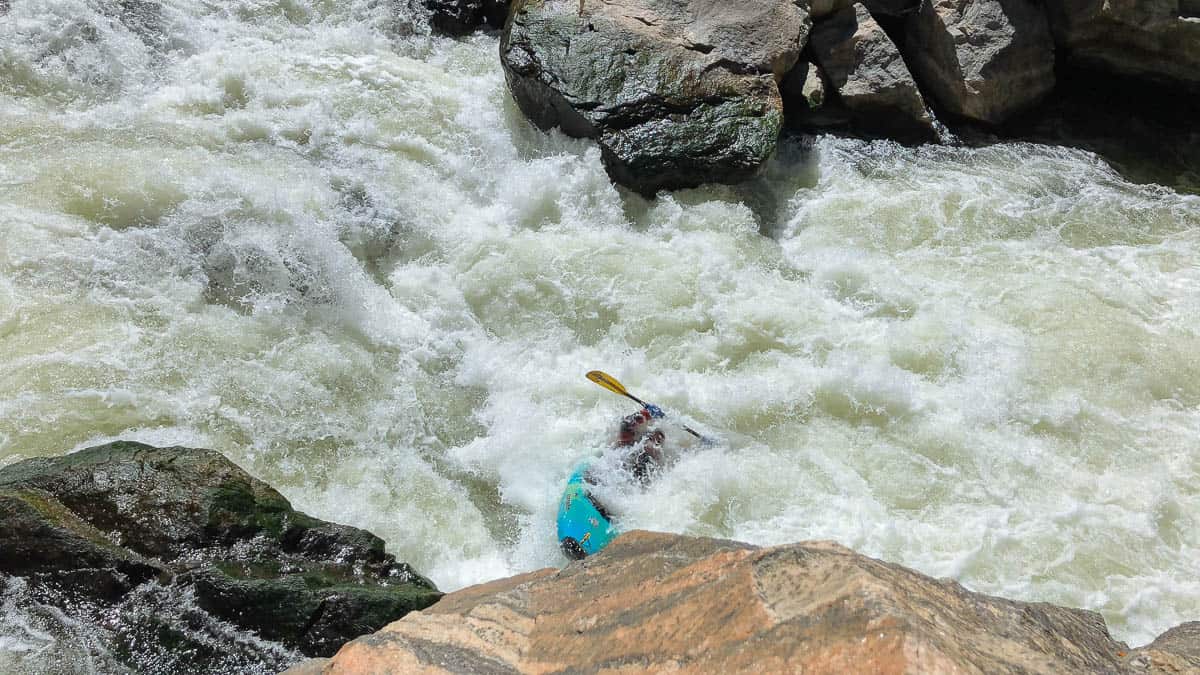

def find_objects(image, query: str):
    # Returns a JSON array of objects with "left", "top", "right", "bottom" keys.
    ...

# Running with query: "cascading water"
[{"left": 2, "top": 0, "right": 1198, "bottom": 670}]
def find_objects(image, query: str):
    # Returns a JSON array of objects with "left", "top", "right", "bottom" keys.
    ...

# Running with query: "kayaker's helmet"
[{"left": 618, "top": 418, "right": 640, "bottom": 445}]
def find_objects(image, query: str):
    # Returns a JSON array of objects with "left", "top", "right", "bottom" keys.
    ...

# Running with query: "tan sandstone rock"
[
  {"left": 1128, "top": 622, "right": 1200, "bottom": 672},
  {"left": 288, "top": 531, "right": 1196, "bottom": 674}
]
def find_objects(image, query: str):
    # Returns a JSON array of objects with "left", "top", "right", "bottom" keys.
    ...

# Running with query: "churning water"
[{"left": 2, "top": 0, "right": 1199, "bottom": 668}]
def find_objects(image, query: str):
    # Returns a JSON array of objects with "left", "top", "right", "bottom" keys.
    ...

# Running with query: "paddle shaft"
[{"left": 587, "top": 371, "right": 702, "bottom": 439}]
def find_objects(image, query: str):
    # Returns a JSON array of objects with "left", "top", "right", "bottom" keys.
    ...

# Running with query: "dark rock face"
[
  {"left": 781, "top": 60, "right": 846, "bottom": 129},
  {"left": 500, "top": 0, "right": 810, "bottom": 195},
  {"left": 0, "top": 441, "right": 442, "bottom": 663},
  {"left": 811, "top": 0, "right": 920, "bottom": 18},
  {"left": 424, "top": 0, "right": 509, "bottom": 35},
  {"left": 808, "top": 3, "right": 938, "bottom": 140},
  {"left": 1043, "top": 0, "right": 1200, "bottom": 91},
  {"left": 0, "top": 489, "right": 165, "bottom": 602},
  {"left": 904, "top": 0, "right": 1056, "bottom": 124}
]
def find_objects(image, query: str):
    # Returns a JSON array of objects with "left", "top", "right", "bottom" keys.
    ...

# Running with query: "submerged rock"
[
  {"left": 500, "top": 0, "right": 810, "bottom": 195},
  {"left": 0, "top": 441, "right": 441, "bottom": 664},
  {"left": 904, "top": 0, "right": 1056, "bottom": 124},
  {"left": 808, "top": 3, "right": 938, "bottom": 140},
  {"left": 298, "top": 530, "right": 1194, "bottom": 674}
]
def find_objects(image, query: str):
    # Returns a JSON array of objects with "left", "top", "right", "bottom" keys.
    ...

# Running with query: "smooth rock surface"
[
  {"left": 904, "top": 0, "right": 1056, "bottom": 124},
  {"left": 1044, "top": 0, "right": 1200, "bottom": 90},
  {"left": 500, "top": 0, "right": 810, "bottom": 195},
  {"left": 297, "top": 531, "right": 1194, "bottom": 674},
  {"left": 809, "top": 3, "right": 938, "bottom": 140},
  {"left": 0, "top": 441, "right": 442, "bottom": 660}
]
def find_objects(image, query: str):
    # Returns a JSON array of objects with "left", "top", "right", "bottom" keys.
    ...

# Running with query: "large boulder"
[
  {"left": 903, "top": 0, "right": 1056, "bottom": 124},
  {"left": 1043, "top": 0, "right": 1200, "bottom": 91},
  {"left": 0, "top": 441, "right": 442, "bottom": 663},
  {"left": 293, "top": 530, "right": 1193, "bottom": 674},
  {"left": 807, "top": 3, "right": 938, "bottom": 140},
  {"left": 500, "top": 0, "right": 810, "bottom": 195}
]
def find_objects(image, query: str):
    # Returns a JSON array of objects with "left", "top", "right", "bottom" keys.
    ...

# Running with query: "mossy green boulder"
[{"left": 0, "top": 441, "right": 442, "bottom": 660}]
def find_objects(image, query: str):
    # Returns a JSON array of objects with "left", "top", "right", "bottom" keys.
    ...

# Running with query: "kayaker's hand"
[{"left": 644, "top": 404, "right": 665, "bottom": 419}]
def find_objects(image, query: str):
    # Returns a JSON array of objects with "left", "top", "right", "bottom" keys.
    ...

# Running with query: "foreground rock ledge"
[{"left": 291, "top": 531, "right": 1198, "bottom": 674}]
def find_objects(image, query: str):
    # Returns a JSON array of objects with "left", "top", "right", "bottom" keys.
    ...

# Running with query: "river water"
[{"left": 2, "top": 0, "right": 1199, "bottom": 668}]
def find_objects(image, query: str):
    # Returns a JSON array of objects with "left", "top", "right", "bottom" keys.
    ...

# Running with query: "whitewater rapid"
[{"left": 2, "top": 0, "right": 1198, "bottom": 663}]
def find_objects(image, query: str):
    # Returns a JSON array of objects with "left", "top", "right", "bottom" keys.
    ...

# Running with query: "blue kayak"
[{"left": 556, "top": 462, "right": 617, "bottom": 559}]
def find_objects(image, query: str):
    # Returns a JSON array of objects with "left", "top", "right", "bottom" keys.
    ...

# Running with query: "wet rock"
[
  {"left": 809, "top": 4, "right": 938, "bottom": 140},
  {"left": 0, "top": 441, "right": 442, "bottom": 662},
  {"left": 904, "top": 0, "right": 1056, "bottom": 124},
  {"left": 1043, "top": 0, "right": 1200, "bottom": 91},
  {"left": 305, "top": 530, "right": 1175, "bottom": 674},
  {"left": 424, "top": 0, "right": 509, "bottom": 35},
  {"left": 109, "top": 0, "right": 167, "bottom": 50},
  {"left": 0, "top": 489, "right": 165, "bottom": 602},
  {"left": 500, "top": 0, "right": 810, "bottom": 195},
  {"left": 0, "top": 440, "right": 315, "bottom": 560}
]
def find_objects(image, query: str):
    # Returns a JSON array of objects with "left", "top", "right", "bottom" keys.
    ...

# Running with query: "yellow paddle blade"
[
  {"left": 587, "top": 370, "right": 704, "bottom": 440},
  {"left": 586, "top": 370, "right": 628, "bottom": 397}
]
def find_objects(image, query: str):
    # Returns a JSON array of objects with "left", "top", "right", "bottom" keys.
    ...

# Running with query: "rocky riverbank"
[
  {"left": 425, "top": 0, "right": 1200, "bottom": 194},
  {"left": 292, "top": 531, "right": 1200, "bottom": 674},
  {"left": 3, "top": 444, "right": 1197, "bottom": 673},
  {"left": 0, "top": 442, "right": 441, "bottom": 673}
]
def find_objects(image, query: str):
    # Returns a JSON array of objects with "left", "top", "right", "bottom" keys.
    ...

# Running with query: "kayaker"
[
  {"left": 615, "top": 404, "right": 666, "bottom": 483},
  {"left": 557, "top": 403, "right": 667, "bottom": 561},
  {"left": 559, "top": 371, "right": 715, "bottom": 561}
]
